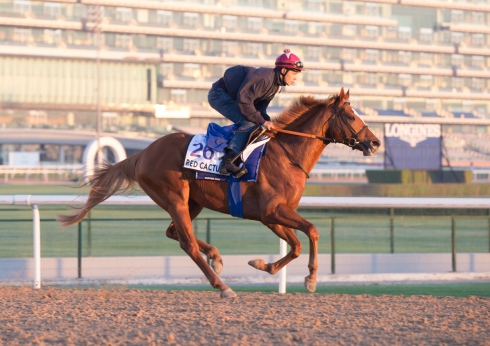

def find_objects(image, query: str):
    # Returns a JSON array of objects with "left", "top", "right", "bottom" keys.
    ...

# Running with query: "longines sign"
[
  {"left": 384, "top": 123, "right": 442, "bottom": 170},
  {"left": 384, "top": 123, "right": 441, "bottom": 147}
]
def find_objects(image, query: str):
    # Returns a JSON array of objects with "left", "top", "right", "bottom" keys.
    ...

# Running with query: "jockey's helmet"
[{"left": 275, "top": 49, "right": 304, "bottom": 72}]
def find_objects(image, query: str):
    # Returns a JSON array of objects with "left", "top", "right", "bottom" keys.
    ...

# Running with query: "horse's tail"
[{"left": 57, "top": 152, "right": 142, "bottom": 228}]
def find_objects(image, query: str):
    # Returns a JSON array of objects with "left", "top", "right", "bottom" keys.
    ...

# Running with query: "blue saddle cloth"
[
  {"left": 196, "top": 123, "right": 268, "bottom": 183},
  {"left": 195, "top": 123, "right": 269, "bottom": 218}
]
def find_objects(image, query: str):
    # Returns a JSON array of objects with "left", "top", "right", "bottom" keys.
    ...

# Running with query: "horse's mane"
[{"left": 273, "top": 94, "right": 338, "bottom": 129}]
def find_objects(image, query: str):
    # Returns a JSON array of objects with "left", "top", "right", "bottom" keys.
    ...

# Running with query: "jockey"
[{"left": 208, "top": 49, "right": 304, "bottom": 177}]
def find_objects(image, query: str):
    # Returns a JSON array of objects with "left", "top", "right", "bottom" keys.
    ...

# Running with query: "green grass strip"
[{"left": 130, "top": 282, "right": 490, "bottom": 297}]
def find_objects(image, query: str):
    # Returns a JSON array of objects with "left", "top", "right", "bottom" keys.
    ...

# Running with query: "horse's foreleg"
[
  {"left": 263, "top": 204, "right": 319, "bottom": 293},
  {"left": 248, "top": 224, "right": 302, "bottom": 275}
]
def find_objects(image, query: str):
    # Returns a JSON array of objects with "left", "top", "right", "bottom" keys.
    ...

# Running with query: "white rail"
[{"left": 1, "top": 195, "right": 490, "bottom": 291}]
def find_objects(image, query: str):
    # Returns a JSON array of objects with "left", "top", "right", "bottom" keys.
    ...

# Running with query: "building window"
[
  {"left": 398, "top": 51, "right": 412, "bottom": 64},
  {"left": 43, "top": 2, "right": 61, "bottom": 17},
  {"left": 157, "top": 10, "right": 172, "bottom": 26},
  {"left": 398, "top": 74, "right": 412, "bottom": 87},
  {"left": 247, "top": 0, "right": 263, "bottom": 6},
  {"left": 420, "top": 75, "right": 433, "bottom": 88},
  {"left": 365, "top": 3, "right": 379, "bottom": 16},
  {"left": 452, "top": 77, "right": 463, "bottom": 89},
  {"left": 308, "top": 22, "right": 323, "bottom": 35},
  {"left": 451, "top": 54, "right": 463, "bottom": 66},
  {"left": 398, "top": 27, "right": 412, "bottom": 41},
  {"left": 341, "top": 48, "right": 356, "bottom": 61},
  {"left": 472, "top": 78, "right": 484, "bottom": 90},
  {"left": 471, "top": 55, "right": 484, "bottom": 68},
  {"left": 115, "top": 7, "right": 133, "bottom": 22},
  {"left": 342, "top": 1, "right": 356, "bottom": 15},
  {"left": 222, "top": 15, "right": 237, "bottom": 30},
  {"left": 359, "top": 72, "right": 377, "bottom": 86},
  {"left": 159, "top": 63, "right": 173, "bottom": 77},
  {"left": 183, "top": 12, "right": 199, "bottom": 27},
  {"left": 157, "top": 37, "right": 173, "bottom": 50},
  {"left": 44, "top": 29, "right": 62, "bottom": 45},
  {"left": 182, "top": 63, "right": 201, "bottom": 78},
  {"left": 202, "top": 13, "right": 215, "bottom": 28},
  {"left": 419, "top": 28, "right": 433, "bottom": 44},
  {"left": 419, "top": 53, "right": 434, "bottom": 65},
  {"left": 342, "top": 25, "right": 357, "bottom": 37},
  {"left": 365, "top": 26, "right": 379, "bottom": 39},
  {"left": 12, "top": 28, "right": 31, "bottom": 43},
  {"left": 115, "top": 34, "right": 132, "bottom": 48},
  {"left": 343, "top": 72, "right": 355, "bottom": 85},
  {"left": 365, "top": 49, "right": 379, "bottom": 62},
  {"left": 471, "top": 34, "right": 484, "bottom": 46},
  {"left": 223, "top": 41, "right": 239, "bottom": 56},
  {"left": 170, "top": 89, "right": 187, "bottom": 103},
  {"left": 393, "top": 98, "right": 406, "bottom": 111},
  {"left": 426, "top": 99, "right": 438, "bottom": 111},
  {"left": 307, "top": 0, "right": 324, "bottom": 11},
  {"left": 243, "top": 42, "right": 262, "bottom": 55},
  {"left": 247, "top": 17, "right": 263, "bottom": 31},
  {"left": 307, "top": 46, "right": 321, "bottom": 60},
  {"left": 472, "top": 11, "right": 484, "bottom": 24},
  {"left": 306, "top": 70, "right": 322, "bottom": 84},
  {"left": 451, "top": 32, "right": 464, "bottom": 44},
  {"left": 183, "top": 38, "right": 199, "bottom": 52},
  {"left": 451, "top": 10, "right": 464, "bottom": 23},
  {"left": 284, "top": 20, "right": 299, "bottom": 34},
  {"left": 13, "top": 0, "right": 31, "bottom": 15}
]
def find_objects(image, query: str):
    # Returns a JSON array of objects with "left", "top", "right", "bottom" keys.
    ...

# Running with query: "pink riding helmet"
[{"left": 275, "top": 49, "right": 304, "bottom": 72}]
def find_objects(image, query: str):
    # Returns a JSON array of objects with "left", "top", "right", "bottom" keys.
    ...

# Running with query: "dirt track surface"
[{"left": 1, "top": 287, "right": 489, "bottom": 346}]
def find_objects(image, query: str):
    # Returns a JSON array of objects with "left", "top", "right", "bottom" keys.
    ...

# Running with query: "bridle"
[
  {"left": 273, "top": 100, "right": 370, "bottom": 178},
  {"left": 326, "top": 102, "right": 368, "bottom": 147}
]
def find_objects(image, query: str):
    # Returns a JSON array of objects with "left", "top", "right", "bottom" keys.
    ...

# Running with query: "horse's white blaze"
[{"left": 353, "top": 108, "right": 366, "bottom": 126}]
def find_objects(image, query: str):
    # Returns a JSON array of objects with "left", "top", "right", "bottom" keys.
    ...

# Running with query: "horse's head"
[{"left": 328, "top": 88, "right": 381, "bottom": 156}]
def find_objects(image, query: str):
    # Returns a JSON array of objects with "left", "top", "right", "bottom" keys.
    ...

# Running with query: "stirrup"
[{"left": 233, "top": 166, "right": 248, "bottom": 179}]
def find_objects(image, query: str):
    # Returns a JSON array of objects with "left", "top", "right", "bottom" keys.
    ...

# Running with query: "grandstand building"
[{"left": 0, "top": 0, "right": 490, "bottom": 168}]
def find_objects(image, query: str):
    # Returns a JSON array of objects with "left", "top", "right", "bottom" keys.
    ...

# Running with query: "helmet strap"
[{"left": 279, "top": 68, "right": 289, "bottom": 86}]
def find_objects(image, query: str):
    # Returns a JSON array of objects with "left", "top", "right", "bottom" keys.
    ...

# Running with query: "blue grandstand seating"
[
  {"left": 421, "top": 111, "right": 441, "bottom": 117},
  {"left": 453, "top": 112, "right": 476, "bottom": 119},
  {"left": 375, "top": 109, "right": 410, "bottom": 116}
]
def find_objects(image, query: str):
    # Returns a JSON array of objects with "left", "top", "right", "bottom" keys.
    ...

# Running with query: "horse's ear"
[{"left": 338, "top": 87, "right": 349, "bottom": 106}]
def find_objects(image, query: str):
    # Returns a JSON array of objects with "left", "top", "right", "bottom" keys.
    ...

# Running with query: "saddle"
[
  {"left": 228, "top": 125, "right": 267, "bottom": 168},
  {"left": 184, "top": 123, "right": 270, "bottom": 183}
]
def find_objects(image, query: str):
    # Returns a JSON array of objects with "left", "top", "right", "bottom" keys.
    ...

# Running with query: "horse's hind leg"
[
  {"left": 248, "top": 224, "right": 302, "bottom": 275},
  {"left": 165, "top": 200, "right": 224, "bottom": 274},
  {"left": 167, "top": 203, "right": 236, "bottom": 298}
]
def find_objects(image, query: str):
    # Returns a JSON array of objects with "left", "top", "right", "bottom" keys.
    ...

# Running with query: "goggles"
[{"left": 293, "top": 61, "right": 304, "bottom": 69}]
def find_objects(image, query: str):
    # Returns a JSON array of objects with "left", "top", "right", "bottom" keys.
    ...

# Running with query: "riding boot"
[{"left": 219, "top": 149, "right": 248, "bottom": 178}]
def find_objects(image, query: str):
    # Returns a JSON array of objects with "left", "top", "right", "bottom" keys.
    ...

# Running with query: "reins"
[{"left": 271, "top": 101, "right": 369, "bottom": 178}]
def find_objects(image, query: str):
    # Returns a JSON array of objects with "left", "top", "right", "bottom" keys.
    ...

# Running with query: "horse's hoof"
[
  {"left": 304, "top": 277, "right": 317, "bottom": 293},
  {"left": 220, "top": 288, "right": 237, "bottom": 298},
  {"left": 211, "top": 259, "right": 223, "bottom": 275},
  {"left": 248, "top": 258, "right": 265, "bottom": 271}
]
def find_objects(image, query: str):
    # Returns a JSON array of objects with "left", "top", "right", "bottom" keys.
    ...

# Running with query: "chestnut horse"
[{"left": 58, "top": 88, "right": 380, "bottom": 298}]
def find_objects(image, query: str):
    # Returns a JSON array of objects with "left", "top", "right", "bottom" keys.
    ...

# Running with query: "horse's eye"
[{"left": 348, "top": 116, "right": 355, "bottom": 121}]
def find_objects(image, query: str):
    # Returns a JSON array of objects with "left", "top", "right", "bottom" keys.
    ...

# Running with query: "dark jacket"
[{"left": 211, "top": 65, "right": 283, "bottom": 125}]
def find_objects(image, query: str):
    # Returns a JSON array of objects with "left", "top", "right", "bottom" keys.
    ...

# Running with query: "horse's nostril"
[{"left": 371, "top": 140, "right": 381, "bottom": 148}]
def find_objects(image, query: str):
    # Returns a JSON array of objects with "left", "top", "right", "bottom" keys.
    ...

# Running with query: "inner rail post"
[
  {"left": 330, "top": 217, "right": 335, "bottom": 275},
  {"left": 32, "top": 205, "right": 41, "bottom": 289},
  {"left": 451, "top": 216, "right": 456, "bottom": 272},
  {"left": 390, "top": 208, "right": 395, "bottom": 253}
]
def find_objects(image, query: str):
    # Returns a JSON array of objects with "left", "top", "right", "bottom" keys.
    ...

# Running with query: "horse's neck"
[{"left": 279, "top": 110, "right": 329, "bottom": 174}]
